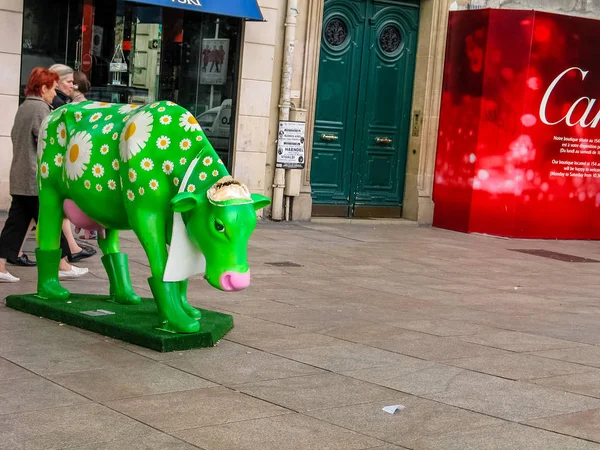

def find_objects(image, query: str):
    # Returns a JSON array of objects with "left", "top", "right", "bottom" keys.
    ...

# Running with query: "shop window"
[{"left": 20, "top": 0, "right": 241, "bottom": 170}]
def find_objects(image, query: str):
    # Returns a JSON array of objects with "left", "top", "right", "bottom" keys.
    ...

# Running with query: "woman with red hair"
[{"left": 0, "top": 67, "right": 88, "bottom": 283}]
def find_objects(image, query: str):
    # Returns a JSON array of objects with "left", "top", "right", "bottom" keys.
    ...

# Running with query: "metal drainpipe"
[{"left": 272, "top": 0, "right": 298, "bottom": 221}]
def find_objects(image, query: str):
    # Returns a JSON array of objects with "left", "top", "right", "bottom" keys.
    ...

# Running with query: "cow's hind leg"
[
  {"left": 178, "top": 280, "right": 202, "bottom": 319},
  {"left": 98, "top": 229, "right": 141, "bottom": 305},
  {"left": 131, "top": 211, "right": 199, "bottom": 333},
  {"left": 37, "top": 186, "right": 69, "bottom": 299}
]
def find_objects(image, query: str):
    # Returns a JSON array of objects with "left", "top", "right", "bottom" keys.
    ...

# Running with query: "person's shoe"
[
  {"left": 68, "top": 246, "right": 97, "bottom": 263},
  {"left": 0, "top": 271, "right": 20, "bottom": 283},
  {"left": 59, "top": 265, "right": 89, "bottom": 279},
  {"left": 7, "top": 254, "right": 36, "bottom": 267}
]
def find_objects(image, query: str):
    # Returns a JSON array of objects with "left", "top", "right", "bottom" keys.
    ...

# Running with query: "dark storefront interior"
[{"left": 20, "top": 0, "right": 243, "bottom": 168}]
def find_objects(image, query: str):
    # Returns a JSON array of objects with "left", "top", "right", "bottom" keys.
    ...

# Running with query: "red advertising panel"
[{"left": 434, "top": 9, "right": 600, "bottom": 239}]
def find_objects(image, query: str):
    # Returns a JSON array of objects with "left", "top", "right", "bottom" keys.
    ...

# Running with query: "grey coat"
[{"left": 9, "top": 96, "right": 52, "bottom": 196}]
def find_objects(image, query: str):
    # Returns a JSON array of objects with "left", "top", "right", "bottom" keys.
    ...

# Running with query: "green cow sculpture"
[{"left": 36, "top": 100, "right": 270, "bottom": 333}]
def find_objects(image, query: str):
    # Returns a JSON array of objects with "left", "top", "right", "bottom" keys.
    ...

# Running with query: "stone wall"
[{"left": 0, "top": 0, "right": 23, "bottom": 210}]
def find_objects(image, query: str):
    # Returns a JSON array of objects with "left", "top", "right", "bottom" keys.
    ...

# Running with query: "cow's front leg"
[
  {"left": 98, "top": 229, "right": 141, "bottom": 305},
  {"left": 37, "top": 187, "right": 69, "bottom": 299},
  {"left": 131, "top": 211, "right": 200, "bottom": 333}
]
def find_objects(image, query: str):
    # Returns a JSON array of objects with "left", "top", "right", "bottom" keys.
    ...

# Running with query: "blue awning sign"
[{"left": 127, "top": 0, "right": 264, "bottom": 21}]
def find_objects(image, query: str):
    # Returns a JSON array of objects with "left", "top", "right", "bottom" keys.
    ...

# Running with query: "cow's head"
[{"left": 170, "top": 177, "right": 270, "bottom": 291}]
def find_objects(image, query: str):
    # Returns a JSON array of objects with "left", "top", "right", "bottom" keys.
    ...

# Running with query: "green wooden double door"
[{"left": 311, "top": 0, "right": 419, "bottom": 217}]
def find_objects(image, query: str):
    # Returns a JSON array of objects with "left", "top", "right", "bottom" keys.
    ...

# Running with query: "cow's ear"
[
  {"left": 171, "top": 192, "right": 203, "bottom": 213},
  {"left": 251, "top": 193, "right": 271, "bottom": 211}
]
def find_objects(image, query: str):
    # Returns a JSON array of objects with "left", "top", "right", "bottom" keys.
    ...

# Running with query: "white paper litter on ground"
[{"left": 382, "top": 405, "right": 406, "bottom": 415}]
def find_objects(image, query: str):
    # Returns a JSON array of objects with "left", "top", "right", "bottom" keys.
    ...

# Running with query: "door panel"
[
  {"left": 311, "top": 0, "right": 419, "bottom": 217},
  {"left": 311, "top": 0, "right": 367, "bottom": 205}
]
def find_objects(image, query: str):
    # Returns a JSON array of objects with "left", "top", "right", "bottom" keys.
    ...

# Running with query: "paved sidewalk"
[{"left": 2, "top": 216, "right": 600, "bottom": 449}]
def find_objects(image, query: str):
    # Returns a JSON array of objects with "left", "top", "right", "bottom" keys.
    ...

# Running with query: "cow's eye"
[{"left": 214, "top": 221, "right": 225, "bottom": 233}]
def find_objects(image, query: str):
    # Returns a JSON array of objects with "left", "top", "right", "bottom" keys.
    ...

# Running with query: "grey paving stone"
[
  {"left": 0, "top": 357, "right": 34, "bottom": 381},
  {"left": 307, "top": 397, "right": 505, "bottom": 448},
  {"left": 531, "top": 369, "right": 600, "bottom": 398},
  {"left": 445, "top": 353, "right": 592, "bottom": 380},
  {"left": 385, "top": 318, "right": 490, "bottom": 337},
  {"left": 48, "top": 360, "right": 216, "bottom": 401},
  {"left": 67, "top": 432, "right": 201, "bottom": 450},
  {"left": 526, "top": 409, "right": 600, "bottom": 444},
  {"left": 412, "top": 422, "right": 600, "bottom": 450},
  {"left": 0, "top": 403, "right": 153, "bottom": 450},
  {"left": 530, "top": 345, "right": 600, "bottom": 368},
  {"left": 105, "top": 386, "right": 291, "bottom": 432},
  {"left": 2, "top": 342, "right": 151, "bottom": 376},
  {"left": 0, "top": 324, "right": 102, "bottom": 356},
  {"left": 167, "top": 347, "right": 325, "bottom": 386},
  {"left": 455, "top": 330, "right": 588, "bottom": 352},
  {"left": 236, "top": 373, "right": 404, "bottom": 412},
  {"left": 0, "top": 377, "right": 89, "bottom": 415},
  {"left": 174, "top": 413, "right": 383, "bottom": 450},
  {"left": 342, "top": 363, "right": 470, "bottom": 396},
  {"left": 0, "top": 306, "right": 57, "bottom": 331},
  {"left": 423, "top": 371, "right": 600, "bottom": 421}
]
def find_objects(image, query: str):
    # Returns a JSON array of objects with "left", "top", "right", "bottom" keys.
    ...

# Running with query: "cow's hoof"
[
  {"left": 112, "top": 293, "right": 142, "bottom": 305},
  {"left": 181, "top": 302, "right": 202, "bottom": 319},
  {"left": 38, "top": 282, "right": 70, "bottom": 300},
  {"left": 161, "top": 318, "right": 200, "bottom": 334}
]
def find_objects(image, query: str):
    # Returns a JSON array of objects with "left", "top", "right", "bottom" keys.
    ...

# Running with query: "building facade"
[{"left": 1, "top": 0, "right": 599, "bottom": 223}]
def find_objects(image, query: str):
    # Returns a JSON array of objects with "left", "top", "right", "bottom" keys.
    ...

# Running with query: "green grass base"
[{"left": 5, "top": 293, "right": 234, "bottom": 353}]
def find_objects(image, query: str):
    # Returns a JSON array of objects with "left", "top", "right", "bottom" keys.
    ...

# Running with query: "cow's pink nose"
[{"left": 219, "top": 271, "right": 251, "bottom": 291}]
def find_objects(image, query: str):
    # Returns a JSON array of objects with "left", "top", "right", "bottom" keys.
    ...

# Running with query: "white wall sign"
[{"left": 276, "top": 121, "right": 306, "bottom": 169}]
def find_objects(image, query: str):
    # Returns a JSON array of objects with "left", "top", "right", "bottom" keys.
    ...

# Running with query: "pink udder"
[
  {"left": 219, "top": 271, "right": 251, "bottom": 292},
  {"left": 63, "top": 199, "right": 106, "bottom": 239}
]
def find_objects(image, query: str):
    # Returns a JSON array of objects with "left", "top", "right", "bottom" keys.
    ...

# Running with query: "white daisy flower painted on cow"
[
  {"left": 179, "top": 112, "right": 201, "bottom": 132},
  {"left": 187, "top": 184, "right": 196, "bottom": 193},
  {"left": 126, "top": 190, "right": 135, "bottom": 201},
  {"left": 150, "top": 102, "right": 160, "bottom": 109},
  {"left": 166, "top": 101, "right": 176, "bottom": 106},
  {"left": 156, "top": 136, "right": 170, "bottom": 150},
  {"left": 54, "top": 154, "right": 64, "bottom": 167},
  {"left": 100, "top": 144, "right": 110, "bottom": 155},
  {"left": 96, "top": 184, "right": 103, "bottom": 192},
  {"left": 102, "top": 123, "right": 114, "bottom": 135},
  {"left": 104, "top": 115, "right": 113, "bottom": 121},
  {"left": 90, "top": 112, "right": 102, "bottom": 123},
  {"left": 112, "top": 159, "right": 119, "bottom": 171},
  {"left": 112, "top": 132, "right": 119, "bottom": 141},
  {"left": 119, "top": 104, "right": 141, "bottom": 115},
  {"left": 92, "top": 124, "right": 99, "bottom": 130},
  {"left": 196, "top": 135, "right": 203, "bottom": 142},
  {"left": 199, "top": 172, "right": 207, "bottom": 181},
  {"left": 159, "top": 115, "right": 172, "bottom": 125},
  {"left": 40, "top": 162, "right": 49, "bottom": 178},
  {"left": 128, "top": 169, "right": 137, "bottom": 183},
  {"left": 84, "top": 180, "right": 91, "bottom": 189},
  {"left": 57, "top": 123, "right": 67, "bottom": 147},
  {"left": 122, "top": 115, "right": 131, "bottom": 123},
  {"left": 119, "top": 111, "right": 153, "bottom": 162},
  {"left": 66, "top": 131, "right": 93, "bottom": 180},
  {"left": 218, "top": 159, "right": 223, "bottom": 165},
  {"left": 158, "top": 107, "right": 166, "bottom": 112},
  {"left": 49, "top": 137, "right": 55, "bottom": 145},
  {"left": 202, "top": 156, "right": 213, "bottom": 166},
  {"left": 84, "top": 102, "right": 112, "bottom": 109},
  {"left": 173, "top": 177, "right": 180, "bottom": 186},
  {"left": 108, "top": 179, "right": 117, "bottom": 190},
  {"left": 37, "top": 116, "right": 50, "bottom": 159},
  {"left": 141, "top": 158, "right": 154, "bottom": 171},
  {"left": 179, "top": 157, "right": 187, "bottom": 165},
  {"left": 212, "top": 169, "right": 219, "bottom": 177},
  {"left": 162, "top": 161, "right": 174, "bottom": 175},
  {"left": 149, "top": 179, "right": 159, "bottom": 190},
  {"left": 92, "top": 164, "right": 104, "bottom": 178},
  {"left": 179, "top": 138, "right": 192, "bottom": 151},
  {"left": 70, "top": 130, "right": 75, "bottom": 136},
  {"left": 74, "top": 111, "right": 83, "bottom": 122},
  {"left": 138, "top": 187, "right": 145, "bottom": 196}
]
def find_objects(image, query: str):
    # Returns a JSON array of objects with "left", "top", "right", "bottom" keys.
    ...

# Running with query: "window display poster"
[
  {"left": 200, "top": 38, "right": 229, "bottom": 85},
  {"left": 434, "top": 9, "right": 600, "bottom": 239}
]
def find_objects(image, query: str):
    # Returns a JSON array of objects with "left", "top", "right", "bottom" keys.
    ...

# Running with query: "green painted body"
[
  {"left": 311, "top": 0, "right": 419, "bottom": 215},
  {"left": 36, "top": 100, "right": 269, "bottom": 333}
]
